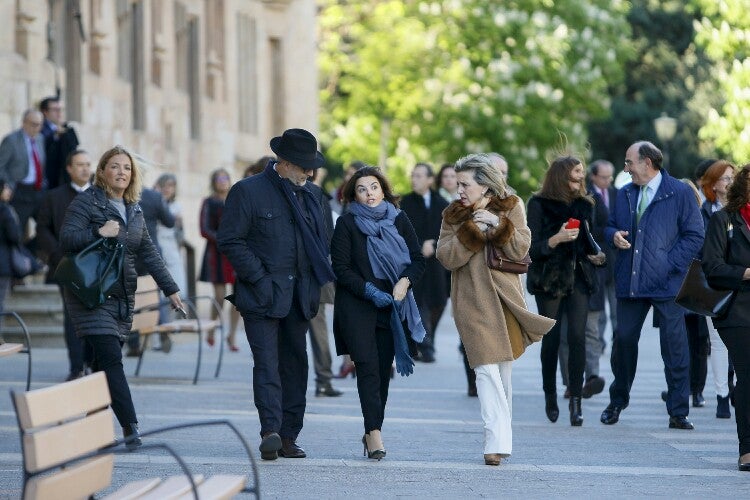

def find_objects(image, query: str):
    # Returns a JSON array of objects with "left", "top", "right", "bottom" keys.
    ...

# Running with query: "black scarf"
[{"left": 264, "top": 162, "right": 335, "bottom": 287}]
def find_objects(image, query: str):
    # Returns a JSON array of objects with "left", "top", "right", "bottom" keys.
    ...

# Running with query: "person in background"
[
  {"left": 154, "top": 173, "right": 188, "bottom": 339},
  {"left": 601, "top": 141, "right": 704, "bottom": 430},
  {"left": 39, "top": 96, "right": 79, "bottom": 190},
  {"left": 527, "top": 155, "right": 605, "bottom": 426},
  {"left": 308, "top": 167, "right": 343, "bottom": 397},
  {"left": 332, "top": 165, "right": 425, "bottom": 460},
  {"left": 0, "top": 180, "right": 22, "bottom": 340},
  {"left": 700, "top": 160, "right": 737, "bottom": 418},
  {"left": 437, "top": 153, "right": 554, "bottom": 465},
  {"left": 400, "top": 163, "right": 449, "bottom": 363},
  {"left": 437, "top": 163, "right": 459, "bottom": 202},
  {"left": 244, "top": 155, "right": 275, "bottom": 178},
  {"left": 36, "top": 149, "right": 93, "bottom": 380},
  {"left": 702, "top": 163, "right": 750, "bottom": 470},
  {"left": 199, "top": 168, "right": 240, "bottom": 352},
  {"left": 588, "top": 160, "right": 618, "bottom": 352},
  {"left": 60, "top": 146, "right": 183, "bottom": 449}
]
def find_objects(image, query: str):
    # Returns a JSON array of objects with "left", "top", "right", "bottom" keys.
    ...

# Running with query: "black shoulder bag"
[{"left": 54, "top": 238, "right": 125, "bottom": 309}]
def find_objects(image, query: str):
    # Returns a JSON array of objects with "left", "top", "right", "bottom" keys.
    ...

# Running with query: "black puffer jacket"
[
  {"left": 0, "top": 202, "right": 22, "bottom": 277},
  {"left": 60, "top": 186, "right": 178, "bottom": 339}
]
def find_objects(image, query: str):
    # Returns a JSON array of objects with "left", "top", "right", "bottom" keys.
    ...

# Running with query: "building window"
[
  {"left": 237, "top": 15, "right": 257, "bottom": 134},
  {"left": 269, "top": 37, "right": 285, "bottom": 135},
  {"left": 151, "top": 0, "right": 164, "bottom": 86},
  {"left": 175, "top": 2, "right": 200, "bottom": 139},
  {"left": 89, "top": 0, "right": 104, "bottom": 75},
  {"left": 116, "top": 0, "right": 132, "bottom": 81},
  {"left": 205, "top": 0, "right": 225, "bottom": 100},
  {"left": 131, "top": 1, "right": 145, "bottom": 130}
]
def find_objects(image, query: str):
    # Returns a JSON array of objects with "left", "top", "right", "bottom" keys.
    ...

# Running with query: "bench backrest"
[
  {"left": 12, "top": 372, "right": 118, "bottom": 500},
  {"left": 133, "top": 276, "right": 162, "bottom": 331}
]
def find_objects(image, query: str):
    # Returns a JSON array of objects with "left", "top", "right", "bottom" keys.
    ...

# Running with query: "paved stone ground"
[{"left": 1, "top": 298, "right": 748, "bottom": 499}]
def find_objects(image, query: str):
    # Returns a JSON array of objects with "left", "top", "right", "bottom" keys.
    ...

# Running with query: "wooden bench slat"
[
  {"left": 176, "top": 475, "right": 246, "bottom": 500},
  {"left": 23, "top": 409, "right": 116, "bottom": 473},
  {"left": 138, "top": 474, "right": 205, "bottom": 500},
  {"left": 14, "top": 372, "right": 111, "bottom": 430},
  {"left": 25, "top": 455, "right": 114, "bottom": 500},
  {"left": 101, "top": 478, "right": 162, "bottom": 500},
  {"left": 0, "top": 343, "right": 24, "bottom": 356}
]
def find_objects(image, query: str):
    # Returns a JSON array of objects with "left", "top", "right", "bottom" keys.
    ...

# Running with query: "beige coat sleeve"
[
  {"left": 436, "top": 220, "right": 478, "bottom": 271},
  {"left": 499, "top": 201, "right": 531, "bottom": 261}
]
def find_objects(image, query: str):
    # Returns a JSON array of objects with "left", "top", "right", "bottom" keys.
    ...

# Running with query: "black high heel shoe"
[
  {"left": 545, "top": 393, "right": 559, "bottom": 423},
  {"left": 362, "top": 431, "right": 386, "bottom": 460},
  {"left": 569, "top": 396, "right": 583, "bottom": 426}
]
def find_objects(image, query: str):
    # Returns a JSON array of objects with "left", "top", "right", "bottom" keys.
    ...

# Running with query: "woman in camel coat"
[{"left": 437, "top": 153, "right": 555, "bottom": 466}]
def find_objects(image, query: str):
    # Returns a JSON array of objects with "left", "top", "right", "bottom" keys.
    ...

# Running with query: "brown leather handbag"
[{"left": 485, "top": 242, "right": 532, "bottom": 274}]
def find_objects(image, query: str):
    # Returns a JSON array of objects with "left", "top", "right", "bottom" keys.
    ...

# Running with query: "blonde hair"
[{"left": 94, "top": 145, "right": 142, "bottom": 203}]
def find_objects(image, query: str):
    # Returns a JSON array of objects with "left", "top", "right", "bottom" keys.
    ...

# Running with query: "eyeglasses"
[{"left": 624, "top": 159, "right": 640, "bottom": 168}]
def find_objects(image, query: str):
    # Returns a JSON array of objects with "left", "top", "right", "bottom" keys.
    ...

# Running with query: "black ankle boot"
[
  {"left": 122, "top": 423, "right": 142, "bottom": 450},
  {"left": 545, "top": 393, "right": 559, "bottom": 423},
  {"left": 569, "top": 397, "right": 583, "bottom": 426}
]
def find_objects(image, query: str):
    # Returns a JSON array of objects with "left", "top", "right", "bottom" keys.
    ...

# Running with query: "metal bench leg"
[
  {"left": 214, "top": 326, "right": 225, "bottom": 379},
  {"left": 134, "top": 334, "right": 148, "bottom": 377}
]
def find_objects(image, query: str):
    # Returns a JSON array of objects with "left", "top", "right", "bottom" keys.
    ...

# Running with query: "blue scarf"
[
  {"left": 349, "top": 201, "right": 426, "bottom": 345},
  {"left": 264, "top": 163, "right": 335, "bottom": 287}
]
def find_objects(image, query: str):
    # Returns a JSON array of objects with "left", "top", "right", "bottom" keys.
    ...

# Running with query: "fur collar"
[
  {"left": 443, "top": 196, "right": 518, "bottom": 224},
  {"left": 443, "top": 196, "right": 519, "bottom": 253}
]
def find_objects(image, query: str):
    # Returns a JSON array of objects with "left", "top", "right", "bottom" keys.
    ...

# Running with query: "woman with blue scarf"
[{"left": 331, "top": 166, "right": 426, "bottom": 460}]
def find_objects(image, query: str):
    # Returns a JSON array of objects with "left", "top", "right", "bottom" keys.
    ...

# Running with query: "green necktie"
[{"left": 637, "top": 185, "right": 649, "bottom": 223}]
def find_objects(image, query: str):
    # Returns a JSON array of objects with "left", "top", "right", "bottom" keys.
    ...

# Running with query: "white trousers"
[
  {"left": 475, "top": 362, "right": 513, "bottom": 455},
  {"left": 708, "top": 318, "right": 730, "bottom": 397}
]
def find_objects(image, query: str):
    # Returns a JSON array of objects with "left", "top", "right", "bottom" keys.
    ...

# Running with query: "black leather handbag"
[
  {"left": 54, "top": 238, "right": 125, "bottom": 309},
  {"left": 675, "top": 258, "right": 735, "bottom": 317}
]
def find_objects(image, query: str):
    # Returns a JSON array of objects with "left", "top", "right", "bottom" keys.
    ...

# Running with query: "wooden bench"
[
  {"left": 131, "top": 276, "right": 225, "bottom": 384},
  {"left": 11, "top": 372, "right": 260, "bottom": 499},
  {"left": 1, "top": 311, "right": 33, "bottom": 390}
]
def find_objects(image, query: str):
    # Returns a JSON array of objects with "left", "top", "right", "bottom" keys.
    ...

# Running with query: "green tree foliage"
[
  {"left": 319, "top": 1, "right": 632, "bottom": 196},
  {"left": 691, "top": 0, "right": 750, "bottom": 164}
]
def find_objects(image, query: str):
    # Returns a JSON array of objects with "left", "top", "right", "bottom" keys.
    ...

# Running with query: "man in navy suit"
[
  {"left": 39, "top": 96, "right": 80, "bottom": 190},
  {"left": 218, "top": 128, "right": 334, "bottom": 461},
  {"left": 0, "top": 109, "right": 47, "bottom": 237}
]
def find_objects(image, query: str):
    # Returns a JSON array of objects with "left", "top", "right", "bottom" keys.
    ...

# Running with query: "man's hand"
[
  {"left": 613, "top": 230, "right": 631, "bottom": 250},
  {"left": 421, "top": 239, "right": 435, "bottom": 258}
]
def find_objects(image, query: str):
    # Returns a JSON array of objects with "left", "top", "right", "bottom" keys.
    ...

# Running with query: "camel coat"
[{"left": 436, "top": 196, "right": 555, "bottom": 368}]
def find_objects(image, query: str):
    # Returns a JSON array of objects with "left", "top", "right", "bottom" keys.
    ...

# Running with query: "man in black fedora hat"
[{"left": 218, "top": 128, "right": 335, "bottom": 460}]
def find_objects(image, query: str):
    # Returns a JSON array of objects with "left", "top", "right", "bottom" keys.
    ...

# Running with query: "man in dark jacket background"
[
  {"left": 36, "top": 149, "right": 92, "bottom": 380},
  {"left": 217, "top": 128, "right": 334, "bottom": 461},
  {"left": 39, "top": 96, "right": 80, "bottom": 190},
  {"left": 400, "top": 162, "right": 448, "bottom": 363},
  {"left": 601, "top": 141, "right": 704, "bottom": 429}
]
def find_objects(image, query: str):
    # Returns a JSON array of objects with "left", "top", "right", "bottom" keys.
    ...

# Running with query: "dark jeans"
[
  {"left": 609, "top": 298, "right": 690, "bottom": 417},
  {"left": 536, "top": 279, "right": 589, "bottom": 398},
  {"left": 718, "top": 326, "right": 750, "bottom": 456},
  {"left": 242, "top": 296, "right": 309, "bottom": 439},
  {"left": 685, "top": 313, "right": 709, "bottom": 394},
  {"left": 85, "top": 335, "right": 137, "bottom": 427},
  {"left": 354, "top": 325, "right": 395, "bottom": 433}
]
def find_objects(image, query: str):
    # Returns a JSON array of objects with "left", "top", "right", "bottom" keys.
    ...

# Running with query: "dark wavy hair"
[
  {"left": 725, "top": 163, "right": 750, "bottom": 212},
  {"left": 341, "top": 165, "right": 399, "bottom": 207},
  {"left": 537, "top": 155, "right": 593, "bottom": 205}
]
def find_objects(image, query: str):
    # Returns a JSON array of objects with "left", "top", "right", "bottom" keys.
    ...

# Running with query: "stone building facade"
[{"left": 0, "top": 0, "right": 319, "bottom": 250}]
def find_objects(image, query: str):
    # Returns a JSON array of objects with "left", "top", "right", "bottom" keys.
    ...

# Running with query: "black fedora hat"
[{"left": 270, "top": 128, "right": 325, "bottom": 170}]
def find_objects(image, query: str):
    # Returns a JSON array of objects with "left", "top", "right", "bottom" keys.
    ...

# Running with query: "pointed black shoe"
[
  {"left": 600, "top": 404, "right": 624, "bottom": 425},
  {"left": 668, "top": 416, "right": 694, "bottom": 430},
  {"left": 259, "top": 432, "right": 282, "bottom": 460},
  {"left": 569, "top": 397, "right": 583, "bottom": 426},
  {"left": 279, "top": 437, "right": 306, "bottom": 458},
  {"left": 545, "top": 393, "right": 559, "bottom": 423},
  {"left": 122, "top": 423, "right": 142, "bottom": 451}
]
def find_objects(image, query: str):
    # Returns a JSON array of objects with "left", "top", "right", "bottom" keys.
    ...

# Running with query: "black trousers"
[
  {"left": 354, "top": 325, "right": 395, "bottom": 433},
  {"left": 242, "top": 295, "right": 309, "bottom": 439},
  {"left": 536, "top": 279, "right": 589, "bottom": 398},
  {"left": 84, "top": 335, "right": 137, "bottom": 427},
  {"left": 717, "top": 326, "right": 750, "bottom": 456},
  {"left": 413, "top": 297, "right": 447, "bottom": 357},
  {"left": 685, "top": 313, "right": 709, "bottom": 394}
]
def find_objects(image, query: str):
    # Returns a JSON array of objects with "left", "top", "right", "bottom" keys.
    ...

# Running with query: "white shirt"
[{"left": 637, "top": 171, "right": 662, "bottom": 211}]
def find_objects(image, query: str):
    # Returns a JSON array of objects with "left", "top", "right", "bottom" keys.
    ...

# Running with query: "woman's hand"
[
  {"left": 473, "top": 209, "right": 500, "bottom": 231},
  {"left": 168, "top": 293, "right": 186, "bottom": 317},
  {"left": 98, "top": 220, "right": 120, "bottom": 238},
  {"left": 548, "top": 223, "right": 579, "bottom": 249},
  {"left": 587, "top": 251, "right": 606, "bottom": 266},
  {"left": 392, "top": 277, "right": 410, "bottom": 301},
  {"left": 743, "top": 268, "right": 750, "bottom": 280}
]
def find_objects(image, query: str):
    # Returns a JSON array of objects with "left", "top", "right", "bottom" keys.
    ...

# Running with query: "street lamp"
[{"left": 653, "top": 112, "right": 677, "bottom": 169}]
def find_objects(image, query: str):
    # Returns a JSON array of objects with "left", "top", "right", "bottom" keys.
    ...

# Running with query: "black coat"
[
  {"left": 0, "top": 202, "right": 22, "bottom": 277},
  {"left": 399, "top": 191, "right": 449, "bottom": 308},
  {"left": 217, "top": 168, "right": 330, "bottom": 321},
  {"left": 60, "top": 186, "right": 178, "bottom": 338},
  {"left": 42, "top": 123, "right": 79, "bottom": 190},
  {"left": 588, "top": 190, "right": 610, "bottom": 311},
  {"left": 331, "top": 211, "right": 425, "bottom": 358},
  {"left": 135, "top": 188, "right": 175, "bottom": 276},
  {"left": 526, "top": 196, "right": 598, "bottom": 298},
  {"left": 36, "top": 183, "right": 83, "bottom": 283},
  {"left": 702, "top": 210, "right": 750, "bottom": 329}
]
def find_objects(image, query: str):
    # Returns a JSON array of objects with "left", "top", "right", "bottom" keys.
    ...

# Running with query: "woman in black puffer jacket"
[
  {"left": 60, "top": 146, "right": 183, "bottom": 448},
  {"left": 0, "top": 180, "right": 22, "bottom": 339}
]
